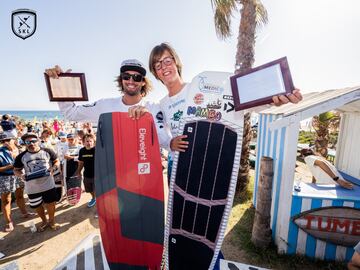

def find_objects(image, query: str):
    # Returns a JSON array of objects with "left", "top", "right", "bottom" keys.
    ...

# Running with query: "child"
[{"left": 75, "top": 133, "right": 96, "bottom": 207}]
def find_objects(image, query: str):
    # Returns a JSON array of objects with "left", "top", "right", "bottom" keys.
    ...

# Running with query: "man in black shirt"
[{"left": 75, "top": 133, "right": 96, "bottom": 208}]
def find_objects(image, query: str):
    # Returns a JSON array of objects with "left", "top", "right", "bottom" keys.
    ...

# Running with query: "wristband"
[{"left": 333, "top": 176, "right": 339, "bottom": 182}]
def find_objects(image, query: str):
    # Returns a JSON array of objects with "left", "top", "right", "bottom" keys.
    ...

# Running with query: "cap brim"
[{"left": 120, "top": 66, "right": 146, "bottom": 76}]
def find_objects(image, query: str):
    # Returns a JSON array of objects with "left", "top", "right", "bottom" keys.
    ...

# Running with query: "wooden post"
[{"left": 251, "top": 156, "right": 274, "bottom": 248}]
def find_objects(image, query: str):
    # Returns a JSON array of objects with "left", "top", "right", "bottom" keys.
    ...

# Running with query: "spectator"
[
  {"left": 75, "top": 133, "right": 96, "bottom": 208},
  {"left": 302, "top": 149, "right": 353, "bottom": 189},
  {"left": 0, "top": 114, "right": 17, "bottom": 138},
  {"left": 13, "top": 133, "right": 61, "bottom": 231},
  {"left": 0, "top": 132, "right": 32, "bottom": 232},
  {"left": 348, "top": 241, "right": 360, "bottom": 270}
]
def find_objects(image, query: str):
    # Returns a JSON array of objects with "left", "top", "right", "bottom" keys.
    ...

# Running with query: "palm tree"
[
  {"left": 211, "top": 0, "right": 268, "bottom": 194},
  {"left": 312, "top": 111, "right": 340, "bottom": 158}
]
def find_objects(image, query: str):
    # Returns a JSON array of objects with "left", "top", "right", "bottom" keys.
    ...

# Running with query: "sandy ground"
[{"left": 0, "top": 192, "right": 99, "bottom": 269}]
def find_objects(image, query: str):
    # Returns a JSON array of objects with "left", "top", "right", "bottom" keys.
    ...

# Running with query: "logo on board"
[
  {"left": 138, "top": 163, "right": 150, "bottom": 175},
  {"left": 11, "top": 9, "right": 37, "bottom": 40},
  {"left": 198, "top": 76, "right": 224, "bottom": 95},
  {"left": 292, "top": 206, "right": 360, "bottom": 247}
]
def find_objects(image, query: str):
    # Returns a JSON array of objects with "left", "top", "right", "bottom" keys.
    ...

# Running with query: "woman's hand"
[{"left": 170, "top": 135, "right": 189, "bottom": 152}]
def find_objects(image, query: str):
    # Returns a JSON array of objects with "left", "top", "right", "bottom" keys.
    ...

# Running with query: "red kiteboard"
[{"left": 95, "top": 112, "right": 164, "bottom": 270}]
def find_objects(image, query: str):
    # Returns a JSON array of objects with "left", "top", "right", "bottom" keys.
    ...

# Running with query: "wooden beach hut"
[{"left": 253, "top": 86, "right": 360, "bottom": 261}]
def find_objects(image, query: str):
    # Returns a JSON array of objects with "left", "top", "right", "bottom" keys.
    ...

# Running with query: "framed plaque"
[
  {"left": 230, "top": 57, "right": 294, "bottom": 111},
  {"left": 44, "top": 73, "right": 88, "bottom": 102}
]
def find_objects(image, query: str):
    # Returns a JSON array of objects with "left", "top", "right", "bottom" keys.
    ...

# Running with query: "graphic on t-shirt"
[
  {"left": 25, "top": 158, "right": 49, "bottom": 180},
  {"left": 155, "top": 111, "right": 164, "bottom": 129},
  {"left": 168, "top": 99, "right": 186, "bottom": 110},
  {"left": 82, "top": 101, "right": 97, "bottom": 107},
  {"left": 206, "top": 99, "right": 222, "bottom": 109},
  {"left": 171, "top": 110, "right": 183, "bottom": 122}
]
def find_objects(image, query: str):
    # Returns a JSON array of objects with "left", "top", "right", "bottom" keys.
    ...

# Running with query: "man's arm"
[{"left": 314, "top": 159, "right": 353, "bottom": 189}]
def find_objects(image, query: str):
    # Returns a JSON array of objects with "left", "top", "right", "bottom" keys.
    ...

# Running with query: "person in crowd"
[
  {"left": 52, "top": 119, "right": 60, "bottom": 136},
  {"left": 63, "top": 133, "right": 82, "bottom": 195},
  {"left": 348, "top": 242, "right": 360, "bottom": 270},
  {"left": 44, "top": 59, "right": 171, "bottom": 148},
  {"left": 13, "top": 133, "right": 61, "bottom": 231},
  {"left": 75, "top": 133, "right": 96, "bottom": 208},
  {"left": 40, "top": 128, "right": 55, "bottom": 151},
  {"left": 1, "top": 114, "right": 17, "bottom": 138},
  {"left": 26, "top": 122, "right": 34, "bottom": 133},
  {"left": 301, "top": 149, "right": 353, "bottom": 189},
  {"left": 0, "top": 132, "right": 33, "bottom": 232}
]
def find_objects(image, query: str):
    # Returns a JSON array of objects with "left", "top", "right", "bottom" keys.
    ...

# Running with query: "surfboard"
[
  {"left": 95, "top": 112, "right": 164, "bottom": 270},
  {"left": 164, "top": 71, "right": 244, "bottom": 270}
]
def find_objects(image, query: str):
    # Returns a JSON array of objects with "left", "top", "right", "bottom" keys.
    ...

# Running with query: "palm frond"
[{"left": 211, "top": 0, "right": 238, "bottom": 40}]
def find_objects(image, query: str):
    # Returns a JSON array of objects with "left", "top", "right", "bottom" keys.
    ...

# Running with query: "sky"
[{"left": 1, "top": 0, "right": 359, "bottom": 110}]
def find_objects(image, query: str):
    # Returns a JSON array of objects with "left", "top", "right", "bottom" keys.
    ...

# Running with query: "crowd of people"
[{"left": 0, "top": 114, "right": 97, "bottom": 232}]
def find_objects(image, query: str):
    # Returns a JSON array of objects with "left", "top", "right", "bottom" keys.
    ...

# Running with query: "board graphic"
[{"left": 95, "top": 112, "right": 164, "bottom": 270}]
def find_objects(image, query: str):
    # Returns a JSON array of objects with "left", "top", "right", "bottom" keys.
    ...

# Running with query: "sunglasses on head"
[
  {"left": 25, "top": 139, "right": 38, "bottom": 145},
  {"left": 121, "top": 73, "right": 144, "bottom": 82}
]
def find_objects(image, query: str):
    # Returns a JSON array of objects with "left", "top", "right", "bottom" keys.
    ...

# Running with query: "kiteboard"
[
  {"left": 95, "top": 112, "right": 164, "bottom": 270},
  {"left": 164, "top": 71, "right": 244, "bottom": 270}
]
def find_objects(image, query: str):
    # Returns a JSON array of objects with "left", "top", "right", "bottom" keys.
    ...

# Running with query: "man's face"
[
  {"left": 24, "top": 137, "right": 40, "bottom": 152},
  {"left": 121, "top": 70, "right": 145, "bottom": 97},
  {"left": 154, "top": 50, "right": 179, "bottom": 85}
]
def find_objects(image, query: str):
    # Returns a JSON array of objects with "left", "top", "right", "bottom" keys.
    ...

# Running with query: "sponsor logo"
[
  {"left": 171, "top": 238, "right": 176, "bottom": 244},
  {"left": 206, "top": 99, "right": 222, "bottom": 110},
  {"left": 187, "top": 106, "right": 222, "bottom": 121},
  {"left": 292, "top": 206, "right": 360, "bottom": 246},
  {"left": 82, "top": 102, "right": 97, "bottom": 107},
  {"left": 193, "top": 93, "right": 204, "bottom": 105},
  {"left": 223, "top": 102, "right": 235, "bottom": 113},
  {"left": 198, "top": 76, "right": 224, "bottom": 95},
  {"left": 138, "top": 128, "right": 147, "bottom": 161},
  {"left": 138, "top": 162, "right": 150, "bottom": 174},
  {"left": 223, "top": 95, "right": 233, "bottom": 100},
  {"left": 11, "top": 9, "right": 37, "bottom": 40},
  {"left": 187, "top": 127, "right": 193, "bottom": 133},
  {"left": 171, "top": 110, "right": 183, "bottom": 121},
  {"left": 155, "top": 111, "right": 164, "bottom": 129},
  {"left": 168, "top": 99, "right": 185, "bottom": 109}
]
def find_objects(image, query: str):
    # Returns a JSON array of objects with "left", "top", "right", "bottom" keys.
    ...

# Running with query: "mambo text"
[
  {"left": 302, "top": 215, "right": 360, "bottom": 235},
  {"left": 187, "top": 106, "right": 222, "bottom": 121},
  {"left": 139, "top": 128, "right": 147, "bottom": 161}
]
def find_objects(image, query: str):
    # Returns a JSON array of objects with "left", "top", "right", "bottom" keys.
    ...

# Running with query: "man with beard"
[
  {"left": 13, "top": 133, "right": 60, "bottom": 231},
  {"left": 45, "top": 59, "right": 171, "bottom": 148}
]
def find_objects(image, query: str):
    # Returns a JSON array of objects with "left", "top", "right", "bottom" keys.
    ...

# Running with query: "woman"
[{"left": 0, "top": 132, "right": 32, "bottom": 232}]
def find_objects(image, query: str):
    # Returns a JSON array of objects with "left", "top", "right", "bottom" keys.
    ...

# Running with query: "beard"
[{"left": 123, "top": 87, "right": 141, "bottom": 96}]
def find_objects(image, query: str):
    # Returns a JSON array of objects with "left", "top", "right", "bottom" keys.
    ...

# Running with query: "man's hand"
[
  {"left": 128, "top": 105, "right": 148, "bottom": 120},
  {"left": 45, "top": 65, "right": 72, "bottom": 79},
  {"left": 337, "top": 178, "right": 353, "bottom": 190},
  {"left": 170, "top": 135, "right": 189, "bottom": 152},
  {"left": 272, "top": 89, "right": 303, "bottom": 106}
]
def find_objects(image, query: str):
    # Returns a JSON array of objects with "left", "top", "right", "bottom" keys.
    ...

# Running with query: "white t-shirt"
[
  {"left": 304, "top": 155, "right": 340, "bottom": 184},
  {"left": 58, "top": 97, "right": 171, "bottom": 149},
  {"left": 159, "top": 84, "right": 189, "bottom": 158}
]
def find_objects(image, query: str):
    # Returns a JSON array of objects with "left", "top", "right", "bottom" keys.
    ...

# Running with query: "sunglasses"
[
  {"left": 121, "top": 73, "right": 144, "bottom": 82},
  {"left": 153, "top": 56, "right": 175, "bottom": 71},
  {"left": 25, "top": 139, "right": 38, "bottom": 145}
]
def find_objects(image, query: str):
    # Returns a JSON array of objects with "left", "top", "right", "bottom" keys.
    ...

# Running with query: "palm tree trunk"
[{"left": 235, "top": 0, "right": 257, "bottom": 195}]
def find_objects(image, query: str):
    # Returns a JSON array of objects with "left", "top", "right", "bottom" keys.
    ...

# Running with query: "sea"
[{"left": 0, "top": 111, "right": 64, "bottom": 121}]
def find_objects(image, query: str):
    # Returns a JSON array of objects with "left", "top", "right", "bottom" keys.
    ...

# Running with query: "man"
[
  {"left": 75, "top": 133, "right": 96, "bottom": 207},
  {"left": 302, "top": 149, "right": 353, "bottom": 189},
  {"left": 45, "top": 59, "right": 171, "bottom": 148},
  {"left": 13, "top": 133, "right": 60, "bottom": 231},
  {"left": 0, "top": 132, "right": 32, "bottom": 232},
  {"left": 349, "top": 242, "right": 360, "bottom": 269}
]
